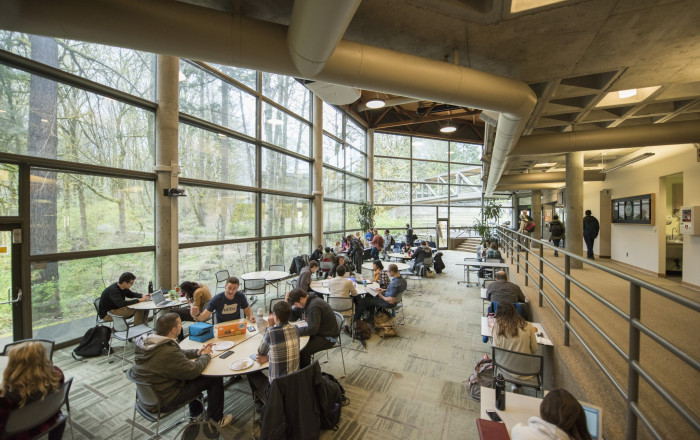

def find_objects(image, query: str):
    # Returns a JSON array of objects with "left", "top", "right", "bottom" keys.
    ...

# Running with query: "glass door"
[
  {"left": 437, "top": 218, "right": 449, "bottom": 249},
  {"left": 0, "top": 225, "right": 23, "bottom": 348}
]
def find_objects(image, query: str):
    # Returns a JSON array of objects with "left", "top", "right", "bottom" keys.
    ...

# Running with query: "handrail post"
[
  {"left": 510, "top": 230, "right": 514, "bottom": 265},
  {"left": 516, "top": 238, "right": 521, "bottom": 273},
  {"left": 524, "top": 241, "right": 529, "bottom": 286},
  {"left": 538, "top": 242, "right": 544, "bottom": 307},
  {"left": 628, "top": 282, "right": 641, "bottom": 440},
  {"left": 564, "top": 254, "right": 570, "bottom": 346}
]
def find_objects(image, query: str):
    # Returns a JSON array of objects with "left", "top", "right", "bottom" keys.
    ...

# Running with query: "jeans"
[
  {"left": 354, "top": 295, "right": 393, "bottom": 320},
  {"left": 300, "top": 335, "right": 335, "bottom": 368},
  {"left": 370, "top": 247, "right": 379, "bottom": 260},
  {"left": 552, "top": 239, "right": 561, "bottom": 256},
  {"left": 163, "top": 375, "right": 224, "bottom": 421},
  {"left": 584, "top": 235, "right": 595, "bottom": 258}
]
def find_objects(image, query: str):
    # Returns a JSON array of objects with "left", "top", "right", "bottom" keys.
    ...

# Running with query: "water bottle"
[
  {"left": 148, "top": 281, "right": 153, "bottom": 294},
  {"left": 363, "top": 279, "right": 367, "bottom": 287},
  {"left": 495, "top": 374, "right": 506, "bottom": 410}
]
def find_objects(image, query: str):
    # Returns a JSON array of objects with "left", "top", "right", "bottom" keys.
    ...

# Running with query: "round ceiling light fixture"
[
  {"left": 440, "top": 124, "right": 457, "bottom": 133},
  {"left": 366, "top": 98, "right": 385, "bottom": 109}
]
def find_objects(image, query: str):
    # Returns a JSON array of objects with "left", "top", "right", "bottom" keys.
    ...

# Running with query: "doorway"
[
  {"left": 0, "top": 225, "right": 24, "bottom": 348},
  {"left": 664, "top": 173, "right": 683, "bottom": 281},
  {"left": 437, "top": 218, "right": 448, "bottom": 249}
]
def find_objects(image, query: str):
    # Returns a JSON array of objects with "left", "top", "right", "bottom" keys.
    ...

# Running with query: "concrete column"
[
  {"left": 312, "top": 95, "right": 323, "bottom": 247},
  {"left": 512, "top": 194, "right": 519, "bottom": 227},
  {"left": 367, "top": 128, "right": 374, "bottom": 204},
  {"left": 599, "top": 189, "right": 611, "bottom": 258},
  {"left": 155, "top": 55, "right": 179, "bottom": 287},
  {"left": 565, "top": 152, "right": 584, "bottom": 268},
  {"left": 532, "top": 190, "right": 542, "bottom": 240}
]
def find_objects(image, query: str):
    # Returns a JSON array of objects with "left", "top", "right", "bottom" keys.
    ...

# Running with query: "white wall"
[{"left": 582, "top": 144, "right": 700, "bottom": 287}]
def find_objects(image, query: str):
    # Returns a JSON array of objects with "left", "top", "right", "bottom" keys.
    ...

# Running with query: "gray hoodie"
[
  {"left": 511, "top": 416, "right": 571, "bottom": 440},
  {"left": 130, "top": 334, "right": 211, "bottom": 409}
]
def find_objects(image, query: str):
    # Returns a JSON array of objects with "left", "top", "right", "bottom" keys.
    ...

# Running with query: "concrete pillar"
[
  {"left": 599, "top": 189, "right": 611, "bottom": 258},
  {"left": 512, "top": 194, "right": 519, "bottom": 227},
  {"left": 532, "top": 190, "right": 542, "bottom": 240},
  {"left": 155, "top": 55, "right": 179, "bottom": 287},
  {"left": 312, "top": 95, "right": 324, "bottom": 247},
  {"left": 565, "top": 152, "right": 584, "bottom": 268},
  {"left": 367, "top": 128, "right": 374, "bottom": 204}
]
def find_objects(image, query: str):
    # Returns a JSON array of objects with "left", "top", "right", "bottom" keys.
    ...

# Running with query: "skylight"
[{"left": 511, "top": 0, "right": 566, "bottom": 13}]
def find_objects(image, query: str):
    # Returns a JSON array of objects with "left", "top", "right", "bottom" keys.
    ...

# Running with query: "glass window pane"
[
  {"left": 323, "top": 135, "right": 343, "bottom": 168},
  {"left": 345, "top": 147, "right": 365, "bottom": 176},
  {"left": 180, "top": 62, "right": 256, "bottom": 137},
  {"left": 345, "top": 203, "right": 360, "bottom": 231},
  {"left": 413, "top": 161, "right": 449, "bottom": 182},
  {"left": 323, "top": 102, "right": 342, "bottom": 139},
  {"left": 179, "top": 186, "right": 256, "bottom": 243},
  {"left": 30, "top": 171, "right": 154, "bottom": 255},
  {"left": 412, "top": 183, "right": 449, "bottom": 204},
  {"left": 374, "top": 205, "right": 409, "bottom": 230},
  {"left": 209, "top": 63, "right": 258, "bottom": 90},
  {"left": 261, "top": 149, "right": 310, "bottom": 194},
  {"left": 180, "top": 242, "right": 257, "bottom": 285},
  {"left": 374, "top": 157, "right": 410, "bottom": 181},
  {"left": 0, "top": 66, "right": 155, "bottom": 171},
  {"left": 450, "top": 207, "right": 482, "bottom": 227},
  {"left": 324, "top": 233, "right": 345, "bottom": 249},
  {"left": 413, "top": 138, "right": 448, "bottom": 161},
  {"left": 323, "top": 201, "right": 344, "bottom": 232},
  {"left": 262, "top": 73, "right": 311, "bottom": 120},
  {"left": 375, "top": 133, "right": 410, "bottom": 157},
  {"left": 0, "top": 164, "right": 19, "bottom": 216},
  {"left": 450, "top": 142, "right": 482, "bottom": 164},
  {"left": 412, "top": 206, "right": 436, "bottom": 228},
  {"left": 262, "top": 236, "right": 310, "bottom": 270},
  {"left": 262, "top": 102, "right": 310, "bottom": 156},
  {"left": 374, "top": 181, "right": 409, "bottom": 205},
  {"left": 450, "top": 165, "right": 482, "bottom": 185},
  {"left": 0, "top": 32, "right": 156, "bottom": 101},
  {"left": 323, "top": 168, "right": 345, "bottom": 200},
  {"left": 262, "top": 195, "right": 310, "bottom": 237},
  {"left": 450, "top": 186, "right": 482, "bottom": 205},
  {"left": 179, "top": 124, "right": 255, "bottom": 187},
  {"left": 346, "top": 175, "right": 366, "bottom": 201},
  {"left": 30, "top": 252, "right": 154, "bottom": 344},
  {"left": 346, "top": 119, "right": 365, "bottom": 152}
]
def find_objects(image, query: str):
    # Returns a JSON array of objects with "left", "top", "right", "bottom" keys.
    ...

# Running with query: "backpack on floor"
[
  {"left": 373, "top": 311, "right": 398, "bottom": 338},
  {"left": 355, "top": 320, "right": 372, "bottom": 340},
  {"left": 73, "top": 325, "right": 112, "bottom": 358},
  {"left": 317, "top": 372, "right": 349, "bottom": 430},
  {"left": 466, "top": 355, "right": 493, "bottom": 401}
]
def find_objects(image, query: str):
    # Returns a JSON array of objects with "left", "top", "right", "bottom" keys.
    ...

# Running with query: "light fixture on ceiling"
[
  {"left": 601, "top": 153, "right": 655, "bottom": 173},
  {"left": 618, "top": 89, "right": 637, "bottom": 99},
  {"left": 365, "top": 97, "right": 385, "bottom": 109},
  {"left": 440, "top": 124, "right": 457, "bottom": 133}
]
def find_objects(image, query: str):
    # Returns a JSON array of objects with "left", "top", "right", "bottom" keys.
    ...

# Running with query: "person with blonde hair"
[{"left": 0, "top": 342, "right": 65, "bottom": 439}]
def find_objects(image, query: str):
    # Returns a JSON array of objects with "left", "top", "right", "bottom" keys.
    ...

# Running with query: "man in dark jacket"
[
  {"left": 547, "top": 214, "right": 565, "bottom": 256},
  {"left": 287, "top": 289, "right": 337, "bottom": 368},
  {"left": 131, "top": 313, "right": 232, "bottom": 427},
  {"left": 583, "top": 209, "right": 600, "bottom": 260},
  {"left": 98, "top": 272, "right": 151, "bottom": 325}
]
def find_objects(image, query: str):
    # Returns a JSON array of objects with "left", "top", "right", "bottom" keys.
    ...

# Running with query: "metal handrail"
[{"left": 496, "top": 226, "right": 700, "bottom": 440}]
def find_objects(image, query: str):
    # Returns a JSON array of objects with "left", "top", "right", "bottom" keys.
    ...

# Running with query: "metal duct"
[
  {"left": 498, "top": 170, "right": 605, "bottom": 185},
  {"left": 496, "top": 183, "right": 563, "bottom": 191},
  {"left": 0, "top": 0, "right": 536, "bottom": 166},
  {"left": 485, "top": 113, "right": 529, "bottom": 196},
  {"left": 479, "top": 110, "right": 499, "bottom": 126},
  {"left": 510, "top": 120, "right": 700, "bottom": 156},
  {"left": 288, "top": 0, "right": 362, "bottom": 77}
]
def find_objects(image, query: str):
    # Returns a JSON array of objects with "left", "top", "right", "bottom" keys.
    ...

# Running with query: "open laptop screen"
[
  {"left": 581, "top": 402, "right": 602, "bottom": 440},
  {"left": 150, "top": 290, "right": 165, "bottom": 305}
]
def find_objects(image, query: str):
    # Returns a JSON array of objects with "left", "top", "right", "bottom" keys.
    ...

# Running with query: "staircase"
[{"left": 456, "top": 237, "right": 480, "bottom": 254}]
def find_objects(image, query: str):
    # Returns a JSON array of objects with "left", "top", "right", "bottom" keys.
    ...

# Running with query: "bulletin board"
[{"left": 612, "top": 194, "right": 654, "bottom": 225}]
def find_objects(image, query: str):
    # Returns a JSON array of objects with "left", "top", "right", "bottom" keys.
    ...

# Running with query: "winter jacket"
[
  {"left": 547, "top": 219, "right": 565, "bottom": 240},
  {"left": 297, "top": 266, "right": 312, "bottom": 293},
  {"left": 583, "top": 214, "right": 600, "bottom": 238},
  {"left": 511, "top": 416, "right": 571, "bottom": 440},
  {"left": 131, "top": 334, "right": 210, "bottom": 410}
]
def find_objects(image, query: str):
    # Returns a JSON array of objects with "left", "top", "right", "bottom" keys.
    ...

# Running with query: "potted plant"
[
  {"left": 357, "top": 201, "right": 375, "bottom": 233},
  {"left": 473, "top": 200, "right": 502, "bottom": 243}
]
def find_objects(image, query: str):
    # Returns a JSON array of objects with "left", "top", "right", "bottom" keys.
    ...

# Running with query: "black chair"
[
  {"left": 0, "top": 377, "right": 74, "bottom": 440},
  {"left": 107, "top": 313, "right": 153, "bottom": 372},
  {"left": 491, "top": 346, "right": 544, "bottom": 397},
  {"left": 126, "top": 369, "right": 202, "bottom": 440},
  {"left": 93, "top": 297, "right": 108, "bottom": 326},
  {"left": 2, "top": 338, "right": 54, "bottom": 362}
]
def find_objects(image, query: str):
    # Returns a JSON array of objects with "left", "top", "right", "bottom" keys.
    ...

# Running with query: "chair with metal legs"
[
  {"left": 311, "top": 311, "right": 347, "bottom": 378},
  {"left": 215, "top": 270, "right": 230, "bottom": 292},
  {"left": 107, "top": 313, "right": 153, "bottom": 372},
  {"left": 2, "top": 338, "right": 55, "bottom": 361},
  {"left": 243, "top": 278, "right": 267, "bottom": 308}
]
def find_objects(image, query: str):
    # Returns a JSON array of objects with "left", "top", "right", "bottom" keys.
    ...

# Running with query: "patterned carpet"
[{"left": 54, "top": 251, "right": 495, "bottom": 440}]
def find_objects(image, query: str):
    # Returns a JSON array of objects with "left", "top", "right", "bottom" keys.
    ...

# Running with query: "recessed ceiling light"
[
  {"left": 440, "top": 125, "right": 457, "bottom": 133},
  {"left": 511, "top": 0, "right": 565, "bottom": 13},
  {"left": 618, "top": 89, "right": 637, "bottom": 99},
  {"left": 596, "top": 86, "right": 661, "bottom": 107},
  {"left": 533, "top": 163, "right": 557, "bottom": 167},
  {"left": 366, "top": 98, "right": 385, "bottom": 109}
]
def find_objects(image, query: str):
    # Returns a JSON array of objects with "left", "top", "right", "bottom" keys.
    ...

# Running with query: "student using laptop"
[{"left": 510, "top": 388, "right": 593, "bottom": 440}]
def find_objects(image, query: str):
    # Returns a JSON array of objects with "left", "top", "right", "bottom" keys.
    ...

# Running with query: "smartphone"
[
  {"left": 219, "top": 350, "right": 234, "bottom": 359},
  {"left": 486, "top": 410, "right": 502, "bottom": 422},
  {"left": 250, "top": 354, "right": 258, "bottom": 361},
  {"left": 248, "top": 326, "right": 256, "bottom": 332}
]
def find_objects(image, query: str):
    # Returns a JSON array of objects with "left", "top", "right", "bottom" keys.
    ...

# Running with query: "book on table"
[{"left": 476, "top": 418, "right": 510, "bottom": 440}]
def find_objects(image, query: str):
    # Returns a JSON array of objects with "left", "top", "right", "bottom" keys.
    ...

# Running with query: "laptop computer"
[
  {"left": 580, "top": 401, "right": 603, "bottom": 440},
  {"left": 151, "top": 290, "right": 179, "bottom": 307}
]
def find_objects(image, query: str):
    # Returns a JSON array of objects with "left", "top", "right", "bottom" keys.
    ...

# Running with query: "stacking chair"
[
  {"left": 2, "top": 338, "right": 55, "bottom": 361},
  {"left": 311, "top": 312, "right": 347, "bottom": 378},
  {"left": 268, "top": 297, "right": 285, "bottom": 315},
  {"left": 215, "top": 270, "right": 230, "bottom": 292},
  {"left": 126, "top": 369, "right": 202, "bottom": 440},
  {"left": 328, "top": 296, "right": 354, "bottom": 337},
  {"left": 319, "top": 259, "right": 333, "bottom": 278},
  {"left": 107, "top": 313, "right": 153, "bottom": 372},
  {"left": 269, "top": 265, "right": 287, "bottom": 296},
  {"left": 243, "top": 278, "right": 267, "bottom": 307},
  {"left": 1, "top": 377, "right": 74, "bottom": 440},
  {"left": 491, "top": 346, "right": 544, "bottom": 397},
  {"left": 93, "top": 297, "right": 108, "bottom": 326}
]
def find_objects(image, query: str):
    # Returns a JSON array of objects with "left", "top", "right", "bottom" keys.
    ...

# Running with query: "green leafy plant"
[
  {"left": 357, "top": 201, "right": 376, "bottom": 233},
  {"left": 473, "top": 200, "right": 503, "bottom": 241}
]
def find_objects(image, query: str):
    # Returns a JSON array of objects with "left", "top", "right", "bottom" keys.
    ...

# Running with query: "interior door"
[
  {"left": 0, "top": 225, "right": 23, "bottom": 348},
  {"left": 437, "top": 218, "right": 448, "bottom": 249}
]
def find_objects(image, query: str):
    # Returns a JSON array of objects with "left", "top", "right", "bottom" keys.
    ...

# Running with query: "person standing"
[
  {"left": 583, "top": 209, "right": 600, "bottom": 260},
  {"left": 382, "top": 229, "right": 393, "bottom": 260},
  {"left": 547, "top": 214, "right": 565, "bottom": 257},
  {"left": 370, "top": 229, "right": 383, "bottom": 260},
  {"left": 405, "top": 223, "right": 414, "bottom": 247},
  {"left": 98, "top": 272, "right": 151, "bottom": 325}
]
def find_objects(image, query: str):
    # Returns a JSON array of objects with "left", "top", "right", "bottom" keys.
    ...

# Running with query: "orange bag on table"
[{"left": 216, "top": 321, "right": 247, "bottom": 338}]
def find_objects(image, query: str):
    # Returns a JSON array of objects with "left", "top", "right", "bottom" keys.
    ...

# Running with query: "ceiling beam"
[{"left": 373, "top": 110, "right": 480, "bottom": 129}]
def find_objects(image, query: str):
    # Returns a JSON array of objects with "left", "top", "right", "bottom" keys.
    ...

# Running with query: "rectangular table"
[
  {"left": 481, "top": 317, "right": 553, "bottom": 346},
  {"left": 456, "top": 261, "right": 509, "bottom": 286},
  {"left": 480, "top": 390, "right": 543, "bottom": 432}
]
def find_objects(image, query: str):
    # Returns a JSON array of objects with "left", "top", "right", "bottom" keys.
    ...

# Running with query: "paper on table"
[
  {"left": 294, "top": 320, "right": 308, "bottom": 328},
  {"left": 366, "top": 286, "right": 380, "bottom": 297}
]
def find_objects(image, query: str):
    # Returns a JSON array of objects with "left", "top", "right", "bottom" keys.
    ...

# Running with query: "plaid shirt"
[
  {"left": 374, "top": 269, "right": 390, "bottom": 288},
  {"left": 258, "top": 323, "right": 305, "bottom": 382}
]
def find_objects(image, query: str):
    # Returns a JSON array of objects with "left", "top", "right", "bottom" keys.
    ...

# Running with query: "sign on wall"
[{"left": 612, "top": 194, "right": 654, "bottom": 225}]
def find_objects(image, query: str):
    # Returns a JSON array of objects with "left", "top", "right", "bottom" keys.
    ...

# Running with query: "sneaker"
[{"left": 217, "top": 414, "right": 233, "bottom": 428}]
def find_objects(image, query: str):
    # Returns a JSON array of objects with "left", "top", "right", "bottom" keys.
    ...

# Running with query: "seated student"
[
  {"left": 328, "top": 255, "right": 348, "bottom": 278},
  {"left": 132, "top": 313, "right": 232, "bottom": 428},
  {"left": 410, "top": 241, "right": 432, "bottom": 275},
  {"left": 0, "top": 342, "right": 65, "bottom": 440},
  {"left": 246, "top": 301, "right": 309, "bottom": 422},
  {"left": 511, "top": 388, "right": 592, "bottom": 440},
  {"left": 370, "top": 260, "right": 390, "bottom": 289},
  {"left": 328, "top": 266, "right": 358, "bottom": 299},
  {"left": 296, "top": 260, "right": 319, "bottom": 293},
  {"left": 287, "top": 288, "right": 337, "bottom": 368},
  {"left": 401, "top": 241, "right": 411, "bottom": 254},
  {"left": 354, "top": 264, "right": 407, "bottom": 321},
  {"left": 485, "top": 242, "right": 502, "bottom": 260},
  {"left": 98, "top": 271, "right": 151, "bottom": 325},
  {"left": 486, "top": 271, "right": 527, "bottom": 305},
  {"left": 309, "top": 244, "right": 324, "bottom": 262},
  {"left": 491, "top": 302, "right": 537, "bottom": 384},
  {"left": 191, "top": 277, "right": 256, "bottom": 323},
  {"left": 172, "top": 281, "right": 212, "bottom": 341},
  {"left": 321, "top": 247, "right": 335, "bottom": 261}
]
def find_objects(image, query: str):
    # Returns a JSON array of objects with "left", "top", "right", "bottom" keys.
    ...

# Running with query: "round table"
[
  {"left": 386, "top": 252, "right": 411, "bottom": 261},
  {"left": 128, "top": 296, "right": 189, "bottom": 311},
  {"left": 180, "top": 319, "right": 309, "bottom": 376},
  {"left": 361, "top": 261, "right": 409, "bottom": 272},
  {"left": 240, "top": 271, "right": 290, "bottom": 282},
  {"left": 309, "top": 280, "right": 380, "bottom": 296}
]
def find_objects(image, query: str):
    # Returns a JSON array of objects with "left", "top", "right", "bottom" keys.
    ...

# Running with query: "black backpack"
[
  {"left": 317, "top": 372, "right": 349, "bottom": 430},
  {"left": 73, "top": 325, "right": 111, "bottom": 358},
  {"left": 550, "top": 222, "right": 563, "bottom": 236},
  {"left": 389, "top": 235, "right": 395, "bottom": 246}
]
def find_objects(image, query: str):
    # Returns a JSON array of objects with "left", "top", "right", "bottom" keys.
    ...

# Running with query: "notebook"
[
  {"left": 151, "top": 290, "right": 179, "bottom": 307},
  {"left": 366, "top": 286, "right": 380, "bottom": 297},
  {"left": 476, "top": 418, "right": 510, "bottom": 440}
]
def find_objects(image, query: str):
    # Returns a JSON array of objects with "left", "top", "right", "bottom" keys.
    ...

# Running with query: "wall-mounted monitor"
[{"left": 612, "top": 194, "right": 654, "bottom": 225}]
